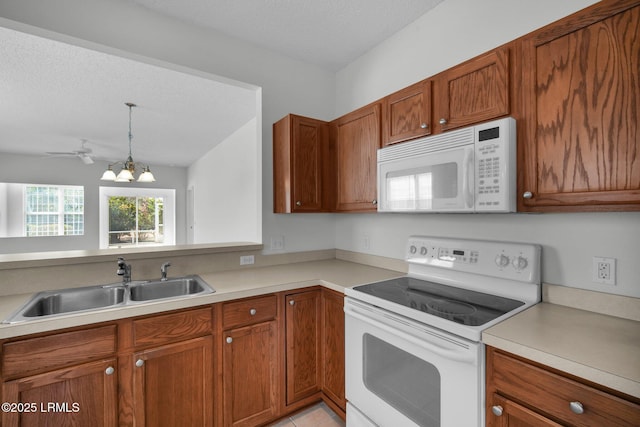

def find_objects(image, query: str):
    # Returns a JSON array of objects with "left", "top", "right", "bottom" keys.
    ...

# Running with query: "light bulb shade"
[
  {"left": 137, "top": 167, "right": 156, "bottom": 182},
  {"left": 116, "top": 168, "right": 135, "bottom": 182},
  {"left": 101, "top": 168, "right": 117, "bottom": 181}
]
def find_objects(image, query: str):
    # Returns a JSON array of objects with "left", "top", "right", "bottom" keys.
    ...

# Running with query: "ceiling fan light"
[
  {"left": 101, "top": 167, "right": 117, "bottom": 181},
  {"left": 116, "top": 168, "right": 134, "bottom": 182},
  {"left": 138, "top": 167, "right": 156, "bottom": 182}
]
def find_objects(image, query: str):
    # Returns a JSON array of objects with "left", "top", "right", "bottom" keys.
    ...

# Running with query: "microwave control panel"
[{"left": 474, "top": 117, "right": 516, "bottom": 212}]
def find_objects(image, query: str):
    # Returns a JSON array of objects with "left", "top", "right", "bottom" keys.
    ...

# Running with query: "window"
[
  {"left": 99, "top": 187, "right": 175, "bottom": 249},
  {"left": 24, "top": 185, "right": 84, "bottom": 237}
]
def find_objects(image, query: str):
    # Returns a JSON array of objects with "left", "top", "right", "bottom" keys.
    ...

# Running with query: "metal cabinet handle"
[
  {"left": 289, "top": 300, "right": 295, "bottom": 306},
  {"left": 226, "top": 337, "right": 233, "bottom": 344},
  {"left": 372, "top": 199, "right": 378, "bottom": 205},
  {"left": 105, "top": 366, "right": 115, "bottom": 375},
  {"left": 439, "top": 118, "right": 447, "bottom": 125},
  {"left": 249, "top": 308, "right": 257, "bottom": 316},
  {"left": 491, "top": 405, "right": 503, "bottom": 416},
  {"left": 296, "top": 201, "right": 302, "bottom": 206},
  {"left": 523, "top": 191, "right": 533, "bottom": 199},
  {"left": 420, "top": 123, "right": 428, "bottom": 129},
  {"left": 569, "top": 401, "right": 584, "bottom": 415},
  {"left": 135, "top": 359, "right": 144, "bottom": 368}
]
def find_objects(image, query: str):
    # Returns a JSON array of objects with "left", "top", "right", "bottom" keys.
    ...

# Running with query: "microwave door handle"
[{"left": 463, "top": 147, "right": 474, "bottom": 209}]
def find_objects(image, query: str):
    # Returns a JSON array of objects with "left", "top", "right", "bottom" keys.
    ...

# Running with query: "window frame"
[
  {"left": 23, "top": 184, "right": 85, "bottom": 237},
  {"left": 99, "top": 186, "right": 175, "bottom": 249}
]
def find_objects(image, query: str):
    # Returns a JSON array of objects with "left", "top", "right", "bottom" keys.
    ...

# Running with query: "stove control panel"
[{"left": 407, "top": 236, "right": 541, "bottom": 283}]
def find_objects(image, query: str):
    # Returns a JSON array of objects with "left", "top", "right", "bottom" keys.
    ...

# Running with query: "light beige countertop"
[
  {"left": 0, "top": 259, "right": 403, "bottom": 339},
  {"left": 483, "top": 302, "right": 640, "bottom": 399}
]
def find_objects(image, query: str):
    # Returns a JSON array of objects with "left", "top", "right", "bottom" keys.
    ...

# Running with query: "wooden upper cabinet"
[
  {"left": 519, "top": 0, "right": 640, "bottom": 211},
  {"left": 383, "top": 79, "right": 432, "bottom": 146},
  {"left": 333, "top": 102, "right": 381, "bottom": 212},
  {"left": 436, "top": 47, "right": 510, "bottom": 132},
  {"left": 273, "top": 114, "right": 330, "bottom": 213}
]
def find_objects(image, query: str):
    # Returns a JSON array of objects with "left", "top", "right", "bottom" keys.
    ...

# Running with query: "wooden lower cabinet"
[
  {"left": 2, "top": 358, "right": 118, "bottom": 427},
  {"left": 222, "top": 321, "right": 279, "bottom": 427},
  {"left": 321, "top": 289, "right": 346, "bottom": 413},
  {"left": 285, "top": 289, "right": 321, "bottom": 405},
  {"left": 133, "top": 337, "right": 213, "bottom": 427},
  {"left": 0, "top": 289, "right": 348, "bottom": 427},
  {"left": 487, "top": 346, "right": 640, "bottom": 427}
]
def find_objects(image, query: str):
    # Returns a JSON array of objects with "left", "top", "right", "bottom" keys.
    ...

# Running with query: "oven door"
[{"left": 345, "top": 297, "right": 484, "bottom": 427}]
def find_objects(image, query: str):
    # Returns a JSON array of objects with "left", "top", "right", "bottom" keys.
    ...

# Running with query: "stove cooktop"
[{"left": 352, "top": 276, "right": 525, "bottom": 327}]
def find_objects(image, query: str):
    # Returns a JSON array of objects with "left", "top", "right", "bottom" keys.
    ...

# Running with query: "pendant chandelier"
[{"left": 101, "top": 102, "right": 156, "bottom": 183}]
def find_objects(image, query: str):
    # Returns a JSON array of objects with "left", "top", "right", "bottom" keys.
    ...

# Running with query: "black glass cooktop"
[{"left": 353, "top": 277, "right": 525, "bottom": 326}]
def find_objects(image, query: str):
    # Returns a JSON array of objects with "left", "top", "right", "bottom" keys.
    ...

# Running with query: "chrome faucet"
[
  {"left": 160, "top": 262, "right": 171, "bottom": 281},
  {"left": 117, "top": 257, "right": 132, "bottom": 284}
]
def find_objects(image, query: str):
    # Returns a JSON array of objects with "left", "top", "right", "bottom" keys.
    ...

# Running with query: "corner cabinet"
[
  {"left": 486, "top": 347, "right": 640, "bottom": 427},
  {"left": 382, "top": 79, "right": 432, "bottom": 146},
  {"left": 519, "top": 0, "right": 640, "bottom": 212},
  {"left": 332, "top": 102, "right": 382, "bottom": 212},
  {"left": 273, "top": 114, "right": 331, "bottom": 213},
  {"left": 435, "top": 46, "right": 510, "bottom": 132},
  {"left": 285, "top": 290, "right": 321, "bottom": 405}
]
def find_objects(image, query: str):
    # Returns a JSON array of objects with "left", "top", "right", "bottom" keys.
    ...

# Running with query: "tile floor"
[{"left": 267, "top": 402, "right": 345, "bottom": 427}]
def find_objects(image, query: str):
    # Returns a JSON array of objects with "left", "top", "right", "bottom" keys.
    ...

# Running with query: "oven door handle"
[{"left": 346, "top": 302, "right": 478, "bottom": 365}]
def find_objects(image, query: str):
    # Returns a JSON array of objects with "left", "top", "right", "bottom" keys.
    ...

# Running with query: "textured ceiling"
[
  {"left": 1, "top": 1, "right": 445, "bottom": 168},
  {"left": 0, "top": 26, "right": 257, "bottom": 167},
  {"left": 128, "top": 0, "right": 445, "bottom": 71}
]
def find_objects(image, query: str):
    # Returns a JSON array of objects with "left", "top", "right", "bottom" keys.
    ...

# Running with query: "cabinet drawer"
[
  {"left": 2, "top": 325, "right": 116, "bottom": 378},
  {"left": 491, "top": 350, "right": 640, "bottom": 427},
  {"left": 133, "top": 307, "right": 213, "bottom": 348},
  {"left": 222, "top": 294, "right": 277, "bottom": 329}
]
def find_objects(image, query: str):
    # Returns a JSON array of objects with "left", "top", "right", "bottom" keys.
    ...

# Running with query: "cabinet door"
[
  {"left": 285, "top": 290, "right": 321, "bottom": 405},
  {"left": 2, "top": 359, "right": 117, "bottom": 427},
  {"left": 132, "top": 337, "right": 213, "bottom": 427},
  {"left": 333, "top": 103, "right": 381, "bottom": 211},
  {"left": 223, "top": 321, "right": 278, "bottom": 427},
  {"left": 488, "top": 394, "right": 563, "bottom": 427},
  {"left": 321, "top": 289, "right": 346, "bottom": 411},
  {"left": 383, "top": 80, "right": 432, "bottom": 145},
  {"left": 273, "top": 114, "right": 330, "bottom": 213},
  {"left": 437, "top": 47, "right": 510, "bottom": 132},
  {"left": 520, "top": 1, "right": 640, "bottom": 211}
]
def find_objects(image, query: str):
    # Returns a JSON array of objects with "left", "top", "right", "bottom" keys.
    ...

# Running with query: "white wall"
[
  {"left": 0, "top": 152, "right": 188, "bottom": 253},
  {"left": 334, "top": 0, "right": 640, "bottom": 298},
  {"left": 188, "top": 118, "right": 260, "bottom": 243},
  {"left": 0, "top": 0, "right": 338, "bottom": 255}
]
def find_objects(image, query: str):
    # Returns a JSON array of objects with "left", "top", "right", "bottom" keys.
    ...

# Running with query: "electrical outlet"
[
  {"left": 270, "top": 236, "right": 285, "bottom": 251},
  {"left": 240, "top": 255, "right": 255, "bottom": 265},
  {"left": 592, "top": 257, "right": 616, "bottom": 285}
]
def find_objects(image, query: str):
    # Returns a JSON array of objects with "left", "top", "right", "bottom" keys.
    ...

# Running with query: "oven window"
[{"left": 362, "top": 334, "right": 440, "bottom": 427}]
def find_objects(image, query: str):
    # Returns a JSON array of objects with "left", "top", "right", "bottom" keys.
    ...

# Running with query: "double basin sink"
[{"left": 3, "top": 275, "right": 215, "bottom": 324}]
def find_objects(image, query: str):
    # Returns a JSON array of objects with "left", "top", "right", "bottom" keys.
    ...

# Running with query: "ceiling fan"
[{"left": 46, "top": 139, "right": 95, "bottom": 164}]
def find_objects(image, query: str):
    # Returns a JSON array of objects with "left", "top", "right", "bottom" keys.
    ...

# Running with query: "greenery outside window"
[{"left": 99, "top": 187, "right": 175, "bottom": 249}]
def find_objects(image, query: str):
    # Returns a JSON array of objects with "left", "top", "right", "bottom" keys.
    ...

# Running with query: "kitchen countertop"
[
  {"left": 0, "top": 258, "right": 403, "bottom": 339},
  {"left": 483, "top": 302, "right": 640, "bottom": 399},
  {"left": 2, "top": 256, "right": 638, "bottom": 400}
]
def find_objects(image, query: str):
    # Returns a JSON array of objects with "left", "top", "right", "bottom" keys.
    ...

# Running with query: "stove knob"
[
  {"left": 410, "top": 245, "right": 417, "bottom": 254},
  {"left": 495, "top": 254, "right": 510, "bottom": 268},
  {"left": 420, "top": 246, "right": 428, "bottom": 255},
  {"left": 513, "top": 256, "right": 528, "bottom": 271}
]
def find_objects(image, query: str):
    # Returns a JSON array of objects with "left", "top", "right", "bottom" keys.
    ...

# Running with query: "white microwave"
[{"left": 377, "top": 117, "right": 516, "bottom": 213}]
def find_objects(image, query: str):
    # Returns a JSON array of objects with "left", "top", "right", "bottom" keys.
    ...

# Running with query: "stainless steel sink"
[
  {"left": 3, "top": 275, "right": 215, "bottom": 323},
  {"left": 129, "top": 275, "right": 214, "bottom": 302},
  {"left": 4, "top": 284, "right": 126, "bottom": 323}
]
